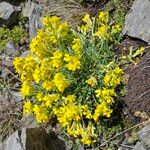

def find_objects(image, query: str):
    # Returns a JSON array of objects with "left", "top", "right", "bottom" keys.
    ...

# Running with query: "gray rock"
[
  {"left": 134, "top": 142, "right": 147, "bottom": 150},
  {"left": 28, "top": 3, "right": 43, "bottom": 39},
  {"left": 22, "top": 0, "right": 32, "bottom": 17},
  {"left": 0, "top": 2, "right": 20, "bottom": 27},
  {"left": 11, "top": 92, "right": 23, "bottom": 102},
  {"left": 20, "top": 50, "right": 30, "bottom": 58},
  {"left": 138, "top": 124, "right": 150, "bottom": 148},
  {"left": 22, "top": 1, "right": 43, "bottom": 39},
  {"left": 0, "top": 129, "right": 26, "bottom": 150},
  {"left": 1, "top": 56, "right": 13, "bottom": 78},
  {"left": 20, "top": 115, "right": 37, "bottom": 128},
  {"left": 5, "top": 41, "right": 20, "bottom": 57},
  {"left": 0, "top": 128, "right": 66, "bottom": 150},
  {"left": 123, "top": 0, "right": 150, "bottom": 45}
]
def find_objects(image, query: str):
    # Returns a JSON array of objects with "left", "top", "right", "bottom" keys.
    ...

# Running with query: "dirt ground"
[{"left": 124, "top": 48, "right": 150, "bottom": 117}]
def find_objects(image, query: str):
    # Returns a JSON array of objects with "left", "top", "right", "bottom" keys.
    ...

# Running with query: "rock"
[
  {"left": 20, "top": 115, "right": 37, "bottom": 128},
  {"left": 11, "top": 92, "right": 22, "bottom": 102},
  {"left": 1, "top": 56, "right": 13, "bottom": 78},
  {"left": 0, "top": 128, "right": 66, "bottom": 150},
  {"left": 123, "top": 0, "right": 150, "bottom": 44},
  {"left": 0, "top": 2, "right": 20, "bottom": 27},
  {"left": 22, "top": 0, "right": 32, "bottom": 17},
  {"left": 22, "top": 1, "right": 43, "bottom": 39},
  {"left": 133, "top": 142, "right": 147, "bottom": 150},
  {"left": 0, "top": 129, "right": 26, "bottom": 150},
  {"left": 138, "top": 124, "right": 150, "bottom": 148},
  {"left": 20, "top": 50, "right": 30, "bottom": 58},
  {"left": 2, "top": 57, "right": 12, "bottom": 68},
  {"left": 5, "top": 41, "right": 20, "bottom": 57}
]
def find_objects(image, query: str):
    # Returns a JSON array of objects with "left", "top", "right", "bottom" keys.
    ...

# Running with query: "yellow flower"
[
  {"left": 93, "top": 101, "right": 112, "bottom": 121},
  {"left": 72, "top": 38, "right": 81, "bottom": 55},
  {"left": 44, "top": 94, "right": 60, "bottom": 108},
  {"left": 95, "top": 89, "right": 102, "bottom": 97},
  {"left": 82, "top": 105, "right": 92, "bottom": 119},
  {"left": 23, "top": 101, "right": 33, "bottom": 116},
  {"left": 53, "top": 73, "right": 69, "bottom": 92},
  {"left": 99, "top": 11, "right": 108, "bottom": 22},
  {"left": 42, "top": 80, "right": 54, "bottom": 91},
  {"left": 113, "top": 67, "right": 123, "bottom": 74},
  {"left": 51, "top": 51, "right": 63, "bottom": 69},
  {"left": 80, "top": 25, "right": 89, "bottom": 32},
  {"left": 63, "top": 95, "right": 76, "bottom": 104},
  {"left": 81, "top": 136, "right": 92, "bottom": 145},
  {"left": 82, "top": 14, "right": 90, "bottom": 22},
  {"left": 13, "top": 57, "right": 24, "bottom": 74},
  {"left": 132, "top": 47, "right": 145, "bottom": 58},
  {"left": 33, "top": 104, "right": 49, "bottom": 123},
  {"left": 86, "top": 76, "right": 97, "bottom": 88},
  {"left": 104, "top": 67, "right": 123, "bottom": 87},
  {"left": 64, "top": 55, "right": 81, "bottom": 71},
  {"left": 94, "top": 24, "right": 109, "bottom": 39},
  {"left": 21, "top": 81, "right": 34, "bottom": 97},
  {"left": 42, "top": 16, "right": 60, "bottom": 27},
  {"left": 36, "top": 92, "right": 44, "bottom": 102},
  {"left": 111, "top": 24, "right": 122, "bottom": 34},
  {"left": 33, "top": 66, "right": 41, "bottom": 83},
  {"left": 104, "top": 74, "right": 111, "bottom": 85}
]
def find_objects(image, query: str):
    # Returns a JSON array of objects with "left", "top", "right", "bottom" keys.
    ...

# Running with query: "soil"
[
  {"left": 124, "top": 48, "right": 150, "bottom": 116},
  {"left": 118, "top": 36, "right": 147, "bottom": 56}
]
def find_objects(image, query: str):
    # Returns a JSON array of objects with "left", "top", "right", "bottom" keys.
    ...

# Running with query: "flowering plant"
[{"left": 13, "top": 12, "right": 123, "bottom": 145}]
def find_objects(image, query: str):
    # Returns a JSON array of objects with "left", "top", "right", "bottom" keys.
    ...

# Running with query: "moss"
[{"left": 0, "top": 26, "right": 24, "bottom": 52}]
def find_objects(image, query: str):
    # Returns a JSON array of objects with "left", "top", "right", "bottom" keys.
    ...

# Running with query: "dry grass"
[
  {"left": 39, "top": 0, "right": 87, "bottom": 28},
  {"left": 0, "top": 76, "right": 22, "bottom": 142}
]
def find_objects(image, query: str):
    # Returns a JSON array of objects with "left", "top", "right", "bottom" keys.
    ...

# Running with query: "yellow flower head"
[
  {"left": 82, "top": 14, "right": 90, "bottom": 22},
  {"left": 13, "top": 57, "right": 24, "bottom": 74},
  {"left": 51, "top": 51, "right": 64, "bottom": 69},
  {"left": 99, "top": 11, "right": 108, "bottom": 22},
  {"left": 21, "top": 81, "right": 34, "bottom": 97},
  {"left": 42, "top": 16, "right": 60, "bottom": 27},
  {"left": 23, "top": 101, "right": 33, "bottom": 116},
  {"left": 53, "top": 73, "right": 69, "bottom": 92},
  {"left": 72, "top": 38, "right": 81, "bottom": 55},
  {"left": 64, "top": 55, "right": 81, "bottom": 71},
  {"left": 86, "top": 76, "right": 97, "bottom": 88}
]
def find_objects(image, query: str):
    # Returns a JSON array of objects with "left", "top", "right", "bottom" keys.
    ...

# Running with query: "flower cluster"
[
  {"left": 81, "top": 11, "right": 122, "bottom": 42},
  {"left": 13, "top": 12, "right": 123, "bottom": 145}
]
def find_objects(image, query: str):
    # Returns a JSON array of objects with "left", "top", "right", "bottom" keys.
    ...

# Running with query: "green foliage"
[{"left": 0, "top": 26, "right": 24, "bottom": 52}]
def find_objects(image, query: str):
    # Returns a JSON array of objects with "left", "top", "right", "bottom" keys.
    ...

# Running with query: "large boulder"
[
  {"left": 0, "top": 128, "right": 66, "bottom": 150},
  {"left": 0, "top": 2, "right": 20, "bottom": 27},
  {"left": 123, "top": 0, "right": 150, "bottom": 44}
]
